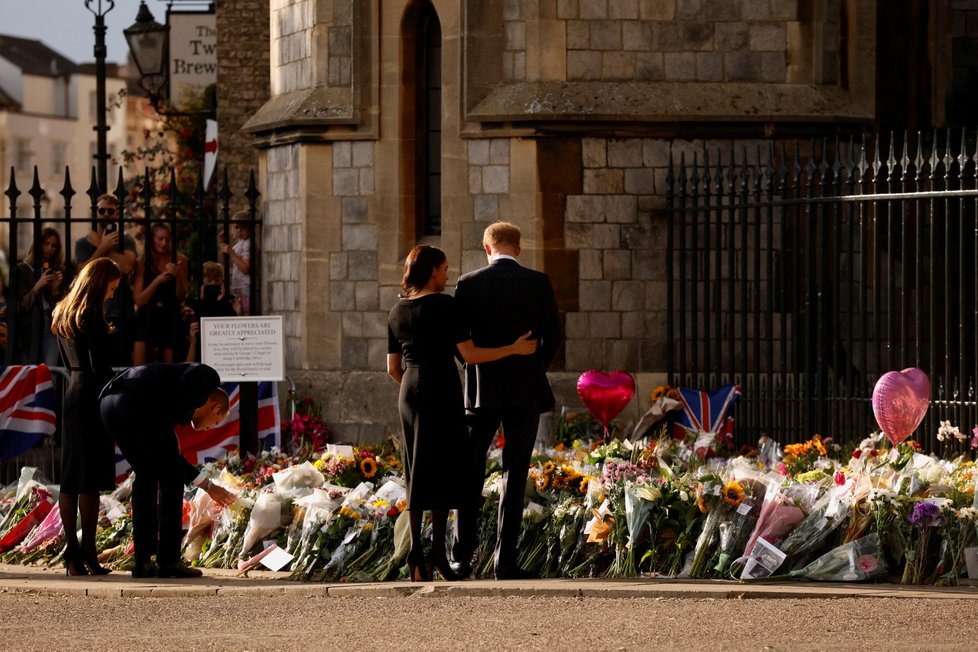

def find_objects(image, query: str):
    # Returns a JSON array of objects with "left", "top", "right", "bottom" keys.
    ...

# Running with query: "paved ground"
[{"left": 1, "top": 564, "right": 976, "bottom": 651}]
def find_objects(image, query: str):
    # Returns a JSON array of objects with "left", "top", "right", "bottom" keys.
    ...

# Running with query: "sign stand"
[{"left": 200, "top": 316, "right": 284, "bottom": 455}]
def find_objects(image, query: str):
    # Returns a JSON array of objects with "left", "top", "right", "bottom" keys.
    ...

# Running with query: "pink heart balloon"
[
  {"left": 872, "top": 368, "right": 931, "bottom": 446},
  {"left": 577, "top": 370, "right": 635, "bottom": 430}
]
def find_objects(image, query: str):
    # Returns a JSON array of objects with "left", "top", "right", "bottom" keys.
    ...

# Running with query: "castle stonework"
[{"left": 242, "top": 0, "right": 879, "bottom": 442}]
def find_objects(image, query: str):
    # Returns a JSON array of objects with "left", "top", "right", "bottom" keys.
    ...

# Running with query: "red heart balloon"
[
  {"left": 577, "top": 370, "right": 636, "bottom": 430},
  {"left": 872, "top": 368, "right": 931, "bottom": 446}
]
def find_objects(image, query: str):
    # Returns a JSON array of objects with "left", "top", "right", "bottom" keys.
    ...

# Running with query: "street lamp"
[
  {"left": 124, "top": 1, "right": 169, "bottom": 111},
  {"left": 85, "top": 0, "right": 114, "bottom": 192}
]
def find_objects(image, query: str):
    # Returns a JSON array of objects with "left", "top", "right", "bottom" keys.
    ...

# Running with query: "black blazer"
[
  {"left": 100, "top": 363, "right": 221, "bottom": 484},
  {"left": 454, "top": 257, "right": 562, "bottom": 411}
]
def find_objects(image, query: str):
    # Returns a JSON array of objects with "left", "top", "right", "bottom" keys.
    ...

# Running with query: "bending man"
[{"left": 100, "top": 363, "right": 234, "bottom": 578}]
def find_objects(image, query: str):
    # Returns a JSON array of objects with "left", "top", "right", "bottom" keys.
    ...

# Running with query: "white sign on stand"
[{"left": 201, "top": 316, "right": 284, "bottom": 382}]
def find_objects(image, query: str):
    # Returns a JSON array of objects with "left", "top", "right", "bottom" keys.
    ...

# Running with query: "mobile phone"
[{"left": 104, "top": 223, "right": 117, "bottom": 234}]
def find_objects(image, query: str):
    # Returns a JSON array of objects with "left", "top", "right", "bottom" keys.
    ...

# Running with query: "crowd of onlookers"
[{"left": 0, "top": 194, "right": 254, "bottom": 368}]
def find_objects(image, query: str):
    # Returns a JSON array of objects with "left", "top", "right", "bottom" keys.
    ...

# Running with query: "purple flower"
[{"left": 907, "top": 501, "right": 942, "bottom": 528}]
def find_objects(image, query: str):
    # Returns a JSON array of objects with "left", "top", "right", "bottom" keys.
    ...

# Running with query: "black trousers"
[
  {"left": 454, "top": 403, "right": 539, "bottom": 571},
  {"left": 100, "top": 394, "right": 185, "bottom": 565}
]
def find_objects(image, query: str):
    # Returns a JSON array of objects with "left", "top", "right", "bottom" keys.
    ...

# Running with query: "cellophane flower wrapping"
[
  {"left": 272, "top": 461, "right": 325, "bottom": 499},
  {"left": 713, "top": 469, "right": 766, "bottom": 575},
  {"left": 788, "top": 533, "right": 887, "bottom": 582},
  {"left": 779, "top": 481, "right": 854, "bottom": 571},
  {"left": 740, "top": 479, "right": 811, "bottom": 560},
  {"left": 239, "top": 490, "right": 294, "bottom": 559},
  {"left": 182, "top": 488, "right": 222, "bottom": 563}
]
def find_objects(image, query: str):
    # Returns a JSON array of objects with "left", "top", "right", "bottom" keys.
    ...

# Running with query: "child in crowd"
[
  {"left": 219, "top": 211, "right": 252, "bottom": 316},
  {"left": 183, "top": 261, "right": 237, "bottom": 362}
]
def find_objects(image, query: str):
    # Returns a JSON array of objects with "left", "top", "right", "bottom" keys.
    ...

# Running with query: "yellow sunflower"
[
  {"left": 721, "top": 480, "right": 745, "bottom": 508},
  {"left": 534, "top": 472, "right": 550, "bottom": 491},
  {"left": 577, "top": 475, "right": 592, "bottom": 494},
  {"left": 552, "top": 475, "right": 567, "bottom": 491},
  {"left": 650, "top": 384, "right": 677, "bottom": 401},
  {"left": 542, "top": 461, "right": 556, "bottom": 474},
  {"left": 360, "top": 457, "right": 378, "bottom": 478},
  {"left": 696, "top": 485, "right": 709, "bottom": 513}
]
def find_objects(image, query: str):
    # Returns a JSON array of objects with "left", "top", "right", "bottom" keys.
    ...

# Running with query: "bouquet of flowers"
[
  {"left": 238, "top": 490, "right": 294, "bottom": 560},
  {"left": 712, "top": 471, "right": 766, "bottom": 575},
  {"left": 933, "top": 505, "right": 978, "bottom": 585},
  {"left": 778, "top": 481, "right": 853, "bottom": 571},
  {"left": 901, "top": 500, "right": 944, "bottom": 584},
  {"left": 287, "top": 486, "right": 347, "bottom": 580},
  {"left": 687, "top": 471, "right": 740, "bottom": 579},
  {"left": 282, "top": 391, "right": 330, "bottom": 457},
  {"left": 785, "top": 533, "right": 887, "bottom": 582},
  {"left": 0, "top": 484, "right": 54, "bottom": 554},
  {"left": 740, "top": 479, "right": 811, "bottom": 560}
]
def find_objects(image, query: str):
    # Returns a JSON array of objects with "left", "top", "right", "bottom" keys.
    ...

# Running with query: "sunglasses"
[{"left": 97, "top": 207, "right": 117, "bottom": 216}]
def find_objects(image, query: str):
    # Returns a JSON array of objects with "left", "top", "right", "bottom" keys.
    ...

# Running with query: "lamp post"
[
  {"left": 124, "top": 1, "right": 169, "bottom": 110},
  {"left": 85, "top": 0, "right": 114, "bottom": 192}
]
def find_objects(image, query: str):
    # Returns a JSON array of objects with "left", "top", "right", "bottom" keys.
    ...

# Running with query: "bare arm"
[
  {"left": 387, "top": 353, "right": 404, "bottom": 384},
  {"left": 221, "top": 241, "right": 250, "bottom": 275},
  {"left": 455, "top": 331, "right": 537, "bottom": 365},
  {"left": 175, "top": 254, "right": 189, "bottom": 303}
]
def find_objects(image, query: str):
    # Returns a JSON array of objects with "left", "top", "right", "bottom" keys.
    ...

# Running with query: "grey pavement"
[{"left": 3, "top": 562, "right": 977, "bottom": 601}]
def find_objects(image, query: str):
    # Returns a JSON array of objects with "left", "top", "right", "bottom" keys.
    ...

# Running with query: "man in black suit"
[
  {"left": 99, "top": 363, "right": 234, "bottom": 578},
  {"left": 452, "top": 221, "right": 562, "bottom": 579}
]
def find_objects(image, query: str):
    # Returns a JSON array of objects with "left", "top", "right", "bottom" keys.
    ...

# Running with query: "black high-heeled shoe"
[
  {"left": 64, "top": 548, "right": 89, "bottom": 577},
  {"left": 406, "top": 550, "right": 430, "bottom": 582},
  {"left": 427, "top": 551, "right": 463, "bottom": 581},
  {"left": 82, "top": 549, "right": 111, "bottom": 576}
]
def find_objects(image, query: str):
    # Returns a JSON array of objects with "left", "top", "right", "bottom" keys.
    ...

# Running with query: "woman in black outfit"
[
  {"left": 133, "top": 223, "right": 188, "bottom": 364},
  {"left": 387, "top": 245, "right": 536, "bottom": 581},
  {"left": 50, "top": 257, "right": 122, "bottom": 575}
]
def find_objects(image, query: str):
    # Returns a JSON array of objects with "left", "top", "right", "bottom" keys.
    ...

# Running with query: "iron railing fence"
[
  {"left": 2, "top": 164, "right": 262, "bottom": 366},
  {"left": 668, "top": 130, "right": 978, "bottom": 451}
]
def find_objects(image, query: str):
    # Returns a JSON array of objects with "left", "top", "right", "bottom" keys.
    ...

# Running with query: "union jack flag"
[
  {"left": 114, "top": 381, "right": 281, "bottom": 483},
  {"left": 0, "top": 365, "right": 57, "bottom": 461},
  {"left": 672, "top": 384, "right": 741, "bottom": 444}
]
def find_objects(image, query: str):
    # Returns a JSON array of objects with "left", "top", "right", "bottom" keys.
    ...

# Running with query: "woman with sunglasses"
[{"left": 74, "top": 194, "right": 138, "bottom": 366}]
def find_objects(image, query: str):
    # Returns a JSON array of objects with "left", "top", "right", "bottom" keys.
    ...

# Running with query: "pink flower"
[
  {"left": 856, "top": 554, "right": 878, "bottom": 573},
  {"left": 834, "top": 471, "right": 846, "bottom": 486},
  {"left": 777, "top": 462, "right": 788, "bottom": 476},
  {"left": 971, "top": 426, "right": 978, "bottom": 449}
]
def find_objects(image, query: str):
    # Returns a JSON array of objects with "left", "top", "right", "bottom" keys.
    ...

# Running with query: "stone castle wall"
[
  {"left": 242, "top": 0, "right": 875, "bottom": 442},
  {"left": 217, "top": 0, "right": 270, "bottom": 198}
]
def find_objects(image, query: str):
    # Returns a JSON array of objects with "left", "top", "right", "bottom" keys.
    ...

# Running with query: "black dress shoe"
[
  {"left": 155, "top": 561, "right": 203, "bottom": 578},
  {"left": 449, "top": 560, "right": 472, "bottom": 579},
  {"left": 494, "top": 565, "right": 534, "bottom": 580},
  {"left": 131, "top": 562, "right": 157, "bottom": 579}
]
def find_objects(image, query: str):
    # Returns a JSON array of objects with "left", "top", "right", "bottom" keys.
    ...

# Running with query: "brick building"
[{"left": 227, "top": 0, "right": 973, "bottom": 441}]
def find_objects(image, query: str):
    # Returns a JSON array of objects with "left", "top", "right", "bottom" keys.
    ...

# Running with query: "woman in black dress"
[
  {"left": 387, "top": 245, "right": 537, "bottom": 581},
  {"left": 133, "top": 223, "right": 188, "bottom": 364},
  {"left": 50, "top": 257, "right": 122, "bottom": 575}
]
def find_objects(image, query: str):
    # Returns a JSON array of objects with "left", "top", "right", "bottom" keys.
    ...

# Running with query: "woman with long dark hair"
[
  {"left": 51, "top": 257, "right": 122, "bottom": 575},
  {"left": 387, "top": 245, "right": 537, "bottom": 581},
  {"left": 15, "top": 226, "right": 67, "bottom": 366},
  {"left": 133, "top": 222, "right": 188, "bottom": 364}
]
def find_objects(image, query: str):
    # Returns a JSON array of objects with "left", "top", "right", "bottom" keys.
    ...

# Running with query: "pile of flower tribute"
[{"left": 2, "top": 408, "right": 978, "bottom": 585}]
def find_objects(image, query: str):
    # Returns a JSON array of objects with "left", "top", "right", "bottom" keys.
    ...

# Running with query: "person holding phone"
[
  {"left": 133, "top": 223, "right": 188, "bottom": 365},
  {"left": 74, "top": 194, "right": 137, "bottom": 366},
  {"left": 14, "top": 227, "right": 67, "bottom": 365}
]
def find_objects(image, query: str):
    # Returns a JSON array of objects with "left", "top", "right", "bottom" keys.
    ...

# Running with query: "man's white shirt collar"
[{"left": 491, "top": 254, "right": 518, "bottom": 262}]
